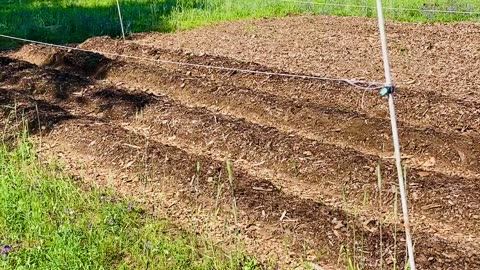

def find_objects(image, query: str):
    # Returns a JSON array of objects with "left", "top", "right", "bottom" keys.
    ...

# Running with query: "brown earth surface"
[{"left": 1, "top": 15, "right": 479, "bottom": 270}]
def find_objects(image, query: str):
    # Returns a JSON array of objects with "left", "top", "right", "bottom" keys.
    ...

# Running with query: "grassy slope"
[
  {"left": 0, "top": 0, "right": 479, "bottom": 49},
  {"left": 0, "top": 132, "right": 258, "bottom": 269}
]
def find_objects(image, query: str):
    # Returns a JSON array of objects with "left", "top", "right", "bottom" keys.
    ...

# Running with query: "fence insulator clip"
[{"left": 380, "top": 85, "right": 395, "bottom": 97}]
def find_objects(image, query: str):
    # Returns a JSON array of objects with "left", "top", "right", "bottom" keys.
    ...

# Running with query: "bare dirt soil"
[{"left": 1, "top": 15, "right": 479, "bottom": 269}]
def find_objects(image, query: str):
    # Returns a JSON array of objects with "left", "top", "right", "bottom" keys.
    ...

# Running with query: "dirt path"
[{"left": 1, "top": 15, "right": 480, "bottom": 270}]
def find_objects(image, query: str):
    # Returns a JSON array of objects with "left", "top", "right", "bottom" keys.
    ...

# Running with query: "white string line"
[
  {"left": 0, "top": 34, "right": 384, "bottom": 90},
  {"left": 280, "top": 0, "right": 480, "bottom": 15}
]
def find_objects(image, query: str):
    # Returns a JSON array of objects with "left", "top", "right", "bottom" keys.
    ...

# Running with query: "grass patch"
[
  {"left": 0, "top": 131, "right": 259, "bottom": 269},
  {"left": 0, "top": 0, "right": 479, "bottom": 49}
]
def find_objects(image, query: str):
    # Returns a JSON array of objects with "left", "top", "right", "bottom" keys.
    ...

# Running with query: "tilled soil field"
[{"left": 1, "top": 15, "right": 479, "bottom": 269}]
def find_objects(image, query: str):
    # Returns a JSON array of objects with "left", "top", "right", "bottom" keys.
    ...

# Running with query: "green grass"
[
  {"left": 0, "top": 130, "right": 259, "bottom": 269},
  {"left": 0, "top": 0, "right": 479, "bottom": 49}
]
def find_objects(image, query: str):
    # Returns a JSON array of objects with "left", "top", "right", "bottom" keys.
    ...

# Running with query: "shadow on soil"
[
  {"left": 0, "top": 56, "right": 90, "bottom": 99},
  {"left": 0, "top": 55, "right": 154, "bottom": 137},
  {"left": 93, "top": 87, "right": 153, "bottom": 111},
  {"left": 0, "top": 87, "right": 74, "bottom": 136}
]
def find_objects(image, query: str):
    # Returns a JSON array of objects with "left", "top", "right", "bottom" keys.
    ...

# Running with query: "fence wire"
[
  {"left": 0, "top": 34, "right": 384, "bottom": 91},
  {"left": 279, "top": 0, "right": 480, "bottom": 15}
]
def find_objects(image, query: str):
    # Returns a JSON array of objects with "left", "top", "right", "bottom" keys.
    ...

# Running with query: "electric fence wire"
[
  {"left": 280, "top": 0, "right": 480, "bottom": 15},
  {"left": 0, "top": 34, "right": 385, "bottom": 91}
]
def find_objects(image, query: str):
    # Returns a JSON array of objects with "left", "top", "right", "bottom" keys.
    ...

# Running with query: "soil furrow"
[
  {"left": 132, "top": 16, "right": 480, "bottom": 103},
  {"left": 40, "top": 118, "right": 480, "bottom": 270},
  {"left": 1, "top": 57, "right": 480, "bottom": 269},
  {"left": 3, "top": 52, "right": 479, "bottom": 238},
  {"left": 9, "top": 46, "right": 480, "bottom": 181},
  {"left": 83, "top": 37, "right": 480, "bottom": 136},
  {"left": 2, "top": 56, "right": 480, "bottom": 239},
  {"left": 44, "top": 118, "right": 392, "bottom": 269}
]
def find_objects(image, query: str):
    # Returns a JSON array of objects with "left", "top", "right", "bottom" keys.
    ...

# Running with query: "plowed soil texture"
[{"left": 1, "top": 15, "right": 479, "bottom": 270}]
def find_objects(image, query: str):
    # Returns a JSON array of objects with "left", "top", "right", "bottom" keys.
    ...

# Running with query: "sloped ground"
[{"left": 1, "top": 15, "right": 479, "bottom": 269}]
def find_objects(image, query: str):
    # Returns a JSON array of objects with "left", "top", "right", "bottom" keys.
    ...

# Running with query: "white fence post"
[
  {"left": 115, "top": 0, "right": 126, "bottom": 40},
  {"left": 375, "top": 0, "right": 416, "bottom": 269}
]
